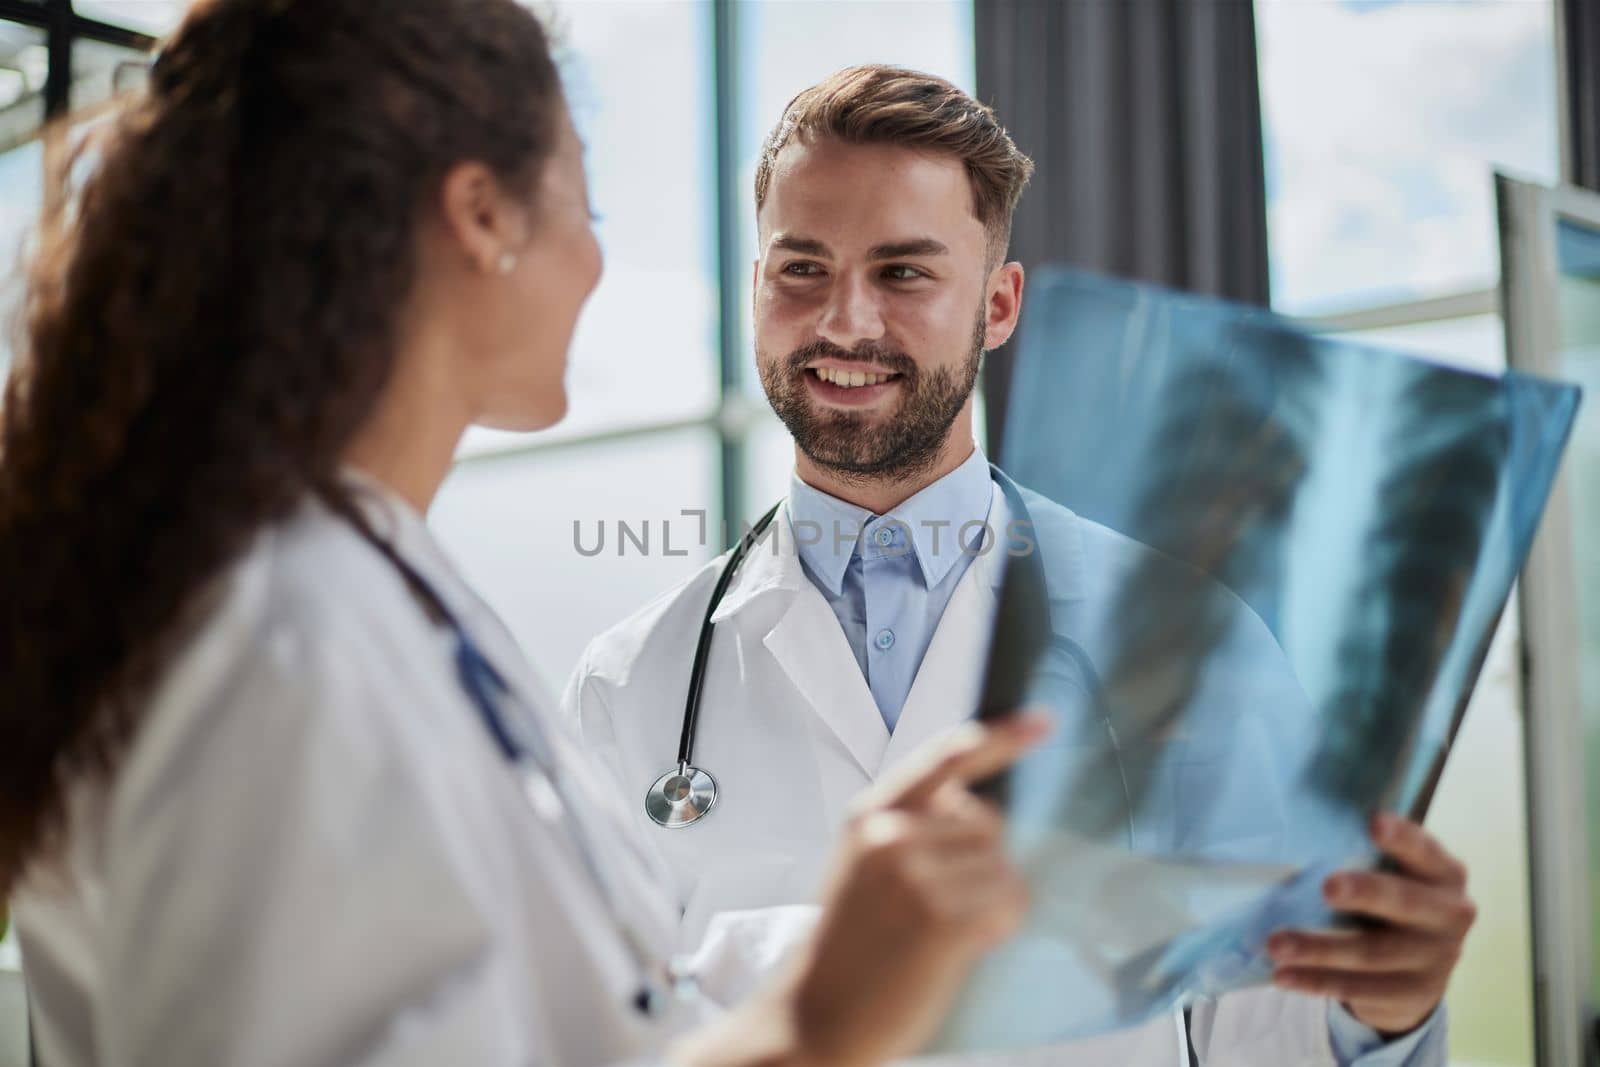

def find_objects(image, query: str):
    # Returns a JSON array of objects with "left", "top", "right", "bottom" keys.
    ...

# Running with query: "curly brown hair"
[{"left": 0, "top": 0, "right": 566, "bottom": 895}]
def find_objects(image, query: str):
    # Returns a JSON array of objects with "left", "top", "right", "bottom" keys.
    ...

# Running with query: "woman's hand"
[{"left": 673, "top": 712, "right": 1048, "bottom": 1067}]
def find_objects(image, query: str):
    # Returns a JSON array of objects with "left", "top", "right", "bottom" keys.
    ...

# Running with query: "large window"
[
  {"left": 434, "top": 429, "right": 723, "bottom": 683},
  {"left": 1257, "top": 0, "right": 1558, "bottom": 316},
  {"left": 441, "top": 0, "right": 726, "bottom": 684},
  {"left": 70, "top": 1, "right": 185, "bottom": 35},
  {"left": 0, "top": 1, "right": 976, "bottom": 689},
  {"left": 462, "top": 1, "right": 719, "bottom": 455},
  {"left": 1257, "top": 3, "right": 1562, "bottom": 1064},
  {"left": 0, "top": 6, "right": 156, "bottom": 378},
  {"left": 439, "top": 0, "right": 975, "bottom": 687}
]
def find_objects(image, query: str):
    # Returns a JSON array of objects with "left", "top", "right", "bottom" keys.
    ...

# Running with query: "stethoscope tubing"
[
  {"left": 335, "top": 499, "right": 677, "bottom": 1015},
  {"left": 676, "top": 502, "right": 782, "bottom": 767}
]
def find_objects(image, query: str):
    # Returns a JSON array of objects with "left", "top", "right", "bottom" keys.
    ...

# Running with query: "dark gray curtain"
[
  {"left": 975, "top": 0, "right": 1272, "bottom": 455},
  {"left": 1563, "top": 0, "right": 1600, "bottom": 191}
]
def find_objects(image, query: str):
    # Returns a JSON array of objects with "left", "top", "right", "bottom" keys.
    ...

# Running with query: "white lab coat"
[
  {"left": 9, "top": 483, "right": 769, "bottom": 1067},
  {"left": 563, "top": 479, "right": 1445, "bottom": 1067}
]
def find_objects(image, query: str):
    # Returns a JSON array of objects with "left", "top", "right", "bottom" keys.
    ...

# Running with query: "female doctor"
[{"left": 0, "top": 1, "right": 1047, "bottom": 1064}]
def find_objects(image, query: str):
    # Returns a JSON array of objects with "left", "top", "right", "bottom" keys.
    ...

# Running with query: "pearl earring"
[{"left": 497, "top": 251, "right": 517, "bottom": 275}]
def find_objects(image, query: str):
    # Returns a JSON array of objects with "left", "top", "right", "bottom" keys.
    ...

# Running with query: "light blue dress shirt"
[
  {"left": 787, "top": 446, "right": 1444, "bottom": 1064},
  {"left": 1327, "top": 1002, "right": 1445, "bottom": 1066},
  {"left": 787, "top": 445, "right": 995, "bottom": 732}
]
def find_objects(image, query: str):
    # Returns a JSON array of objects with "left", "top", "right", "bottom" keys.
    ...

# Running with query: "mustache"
[{"left": 784, "top": 338, "right": 919, "bottom": 378}]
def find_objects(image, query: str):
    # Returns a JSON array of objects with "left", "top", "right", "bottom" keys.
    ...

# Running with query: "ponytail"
[{"left": 0, "top": 0, "right": 564, "bottom": 893}]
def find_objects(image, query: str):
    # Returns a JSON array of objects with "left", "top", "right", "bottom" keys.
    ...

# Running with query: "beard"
[{"left": 757, "top": 306, "right": 987, "bottom": 484}]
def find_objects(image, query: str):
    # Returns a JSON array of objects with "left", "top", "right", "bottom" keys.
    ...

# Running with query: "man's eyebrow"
[
  {"left": 771, "top": 234, "right": 831, "bottom": 256},
  {"left": 867, "top": 238, "right": 949, "bottom": 260}
]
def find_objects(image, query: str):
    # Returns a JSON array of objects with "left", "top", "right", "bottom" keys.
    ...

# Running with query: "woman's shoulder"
[
  {"left": 111, "top": 498, "right": 439, "bottom": 811},
  {"left": 253, "top": 494, "right": 419, "bottom": 631}
]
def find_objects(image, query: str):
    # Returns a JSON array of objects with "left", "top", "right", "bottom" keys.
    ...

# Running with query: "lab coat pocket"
[
  {"left": 679, "top": 850, "right": 800, "bottom": 955},
  {"left": 678, "top": 851, "right": 808, "bottom": 1003},
  {"left": 686, "top": 903, "right": 820, "bottom": 1006}
]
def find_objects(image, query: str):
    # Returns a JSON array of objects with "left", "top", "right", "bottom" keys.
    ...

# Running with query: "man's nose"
[{"left": 816, "top": 273, "right": 886, "bottom": 351}]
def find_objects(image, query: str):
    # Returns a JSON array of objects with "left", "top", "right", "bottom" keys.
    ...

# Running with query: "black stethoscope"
[
  {"left": 644, "top": 467, "right": 1133, "bottom": 839},
  {"left": 339, "top": 501, "right": 689, "bottom": 1018},
  {"left": 644, "top": 500, "right": 782, "bottom": 827}
]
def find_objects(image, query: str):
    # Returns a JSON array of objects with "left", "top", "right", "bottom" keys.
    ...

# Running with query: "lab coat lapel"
[
  {"left": 763, "top": 585, "right": 890, "bottom": 779},
  {"left": 879, "top": 482, "right": 1007, "bottom": 771},
  {"left": 715, "top": 505, "right": 890, "bottom": 778},
  {"left": 344, "top": 477, "right": 680, "bottom": 940}
]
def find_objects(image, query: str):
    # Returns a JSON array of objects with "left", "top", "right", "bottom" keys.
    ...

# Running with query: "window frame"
[
  {"left": 461, "top": 0, "right": 755, "bottom": 548},
  {"left": 1496, "top": 170, "right": 1600, "bottom": 1067},
  {"left": 0, "top": 0, "right": 155, "bottom": 113},
  {"left": 0, "top": 0, "right": 763, "bottom": 550}
]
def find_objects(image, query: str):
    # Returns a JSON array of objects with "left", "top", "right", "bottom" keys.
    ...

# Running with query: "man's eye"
[
  {"left": 783, "top": 262, "right": 822, "bottom": 276},
  {"left": 884, "top": 265, "right": 925, "bottom": 281}
]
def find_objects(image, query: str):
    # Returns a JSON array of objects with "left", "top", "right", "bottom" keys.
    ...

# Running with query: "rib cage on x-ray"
[
  {"left": 946, "top": 268, "right": 1579, "bottom": 1052},
  {"left": 990, "top": 276, "right": 1549, "bottom": 848},
  {"left": 1074, "top": 345, "right": 1322, "bottom": 837}
]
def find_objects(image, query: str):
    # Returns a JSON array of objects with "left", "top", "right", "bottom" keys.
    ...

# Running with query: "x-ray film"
[{"left": 936, "top": 269, "right": 1581, "bottom": 1051}]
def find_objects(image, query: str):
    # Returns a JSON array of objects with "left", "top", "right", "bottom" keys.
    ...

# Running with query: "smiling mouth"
[{"left": 808, "top": 366, "right": 903, "bottom": 389}]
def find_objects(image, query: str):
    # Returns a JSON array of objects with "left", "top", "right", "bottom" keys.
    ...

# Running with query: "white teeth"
[{"left": 814, "top": 367, "right": 894, "bottom": 388}]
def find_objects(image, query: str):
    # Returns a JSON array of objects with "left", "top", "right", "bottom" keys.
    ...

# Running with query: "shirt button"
[
  {"left": 874, "top": 527, "right": 895, "bottom": 547},
  {"left": 875, "top": 628, "right": 896, "bottom": 650}
]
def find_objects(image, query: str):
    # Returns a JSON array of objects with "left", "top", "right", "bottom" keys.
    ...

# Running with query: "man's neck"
[{"left": 793, "top": 434, "right": 978, "bottom": 516}]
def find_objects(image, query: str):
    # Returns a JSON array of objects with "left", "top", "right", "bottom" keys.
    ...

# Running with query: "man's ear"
[
  {"left": 437, "top": 160, "right": 525, "bottom": 274},
  {"left": 983, "top": 261, "right": 1026, "bottom": 350}
]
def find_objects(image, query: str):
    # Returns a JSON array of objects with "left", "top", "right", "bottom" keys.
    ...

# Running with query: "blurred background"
[{"left": 0, "top": 2, "right": 1588, "bottom": 1065}]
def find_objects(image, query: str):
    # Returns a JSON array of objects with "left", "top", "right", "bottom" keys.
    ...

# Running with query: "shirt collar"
[{"left": 786, "top": 445, "right": 995, "bottom": 595}]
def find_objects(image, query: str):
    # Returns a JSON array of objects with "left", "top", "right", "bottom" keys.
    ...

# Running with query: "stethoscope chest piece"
[{"left": 645, "top": 763, "right": 718, "bottom": 827}]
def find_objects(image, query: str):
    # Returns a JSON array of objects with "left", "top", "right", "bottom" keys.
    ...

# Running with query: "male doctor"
[{"left": 563, "top": 65, "right": 1473, "bottom": 1065}]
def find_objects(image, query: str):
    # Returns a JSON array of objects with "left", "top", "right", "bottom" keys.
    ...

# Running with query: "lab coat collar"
[
  {"left": 706, "top": 507, "right": 807, "bottom": 625},
  {"left": 986, "top": 468, "right": 1088, "bottom": 606},
  {"left": 336, "top": 467, "right": 468, "bottom": 605},
  {"left": 709, "top": 468, "right": 1092, "bottom": 628},
  {"left": 701, "top": 468, "right": 1089, "bottom": 778},
  {"left": 333, "top": 467, "right": 530, "bottom": 678}
]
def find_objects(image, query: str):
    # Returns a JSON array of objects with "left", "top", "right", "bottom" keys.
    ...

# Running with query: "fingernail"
[
  {"left": 1374, "top": 812, "right": 1397, "bottom": 839},
  {"left": 1267, "top": 933, "right": 1295, "bottom": 959},
  {"left": 1324, "top": 875, "right": 1347, "bottom": 902}
]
